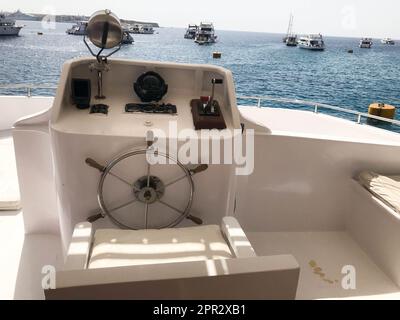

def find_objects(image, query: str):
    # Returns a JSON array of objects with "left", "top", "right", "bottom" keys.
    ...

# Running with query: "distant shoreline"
[{"left": 4, "top": 11, "right": 159, "bottom": 28}]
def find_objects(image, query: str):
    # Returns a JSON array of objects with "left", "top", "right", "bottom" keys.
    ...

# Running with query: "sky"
[{"left": 2, "top": 0, "right": 399, "bottom": 38}]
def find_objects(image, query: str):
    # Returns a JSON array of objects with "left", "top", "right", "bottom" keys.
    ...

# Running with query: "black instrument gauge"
[{"left": 134, "top": 71, "right": 168, "bottom": 102}]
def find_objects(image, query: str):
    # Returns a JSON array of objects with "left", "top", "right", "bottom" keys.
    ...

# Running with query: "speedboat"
[
  {"left": 0, "top": 13, "right": 23, "bottom": 36},
  {"left": 194, "top": 22, "right": 217, "bottom": 45},
  {"left": 66, "top": 21, "right": 88, "bottom": 35},
  {"left": 381, "top": 38, "right": 395, "bottom": 45},
  {"left": 2, "top": 9, "right": 400, "bottom": 300},
  {"left": 360, "top": 38, "right": 373, "bottom": 48},
  {"left": 184, "top": 24, "right": 198, "bottom": 39},
  {"left": 298, "top": 34, "right": 325, "bottom": 50}
]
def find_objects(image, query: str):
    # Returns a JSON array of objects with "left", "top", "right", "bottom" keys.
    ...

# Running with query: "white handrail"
[
  {"left": 238, "top": 95, "right": 400, "bottom": 127},
  {"left": 0, "top": 83, "right": 57, "bottom": 97},
  {"left": 0, "top": 84, "right": 399, "bottom": 128}
]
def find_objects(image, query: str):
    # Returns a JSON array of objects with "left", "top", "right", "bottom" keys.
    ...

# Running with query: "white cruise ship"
[
  {"left": 0, "top": 13, "right": 23, "bottom": 36},
  {"left": 1, "top": 10, "right": 400, "bottom": 301}
]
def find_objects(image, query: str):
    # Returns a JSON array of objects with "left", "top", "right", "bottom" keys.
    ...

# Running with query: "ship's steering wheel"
[{"left": 86, "top": 146, "right": 206, "bottom": 230}]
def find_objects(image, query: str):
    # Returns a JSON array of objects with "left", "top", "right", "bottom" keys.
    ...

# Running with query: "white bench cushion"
[
  {"left": 358, "top": 171, "right": 400, "bottom": 213},
  {"left": 88, "top": 225, "right": 233, "bottom": 269}
]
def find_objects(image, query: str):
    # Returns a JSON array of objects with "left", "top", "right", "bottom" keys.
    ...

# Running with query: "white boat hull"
[
  {"left": 194, "top": 39, "right": 216, "bottom": 45},
  {"left": 298, "top": 44, "right": 325, "bottom": 51},
  {"left": 194, "top": 36, "right": 217, "bottom": 45},
  {"left": 0, "top": 26, "right": 22, "bottom": 36}
]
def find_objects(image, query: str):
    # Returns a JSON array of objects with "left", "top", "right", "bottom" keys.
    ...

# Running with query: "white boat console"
[
  {"left": 51, "top": 58, "right": 240, "bottom": 137},
  {"left": 49, "top": 53, "right": 246, "bottom": 249}
]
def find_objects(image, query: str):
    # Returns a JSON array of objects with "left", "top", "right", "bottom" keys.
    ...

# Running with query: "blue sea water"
[{"left": 1, "top": 21, "right": 400, "bottom": 131}]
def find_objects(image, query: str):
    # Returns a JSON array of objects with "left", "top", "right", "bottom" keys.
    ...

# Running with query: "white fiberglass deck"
[
  {"left": 1, "top": 211, "right": 399, "bottom": 299},
  {"left": 240, "top": 106, "right": 400, "bottom": 145},
  {"left": 248, "top": 232, "right": 400, "bottom": 300}
]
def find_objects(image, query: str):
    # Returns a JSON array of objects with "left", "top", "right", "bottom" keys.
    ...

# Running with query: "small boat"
[
  {"left": 194, "top": 22, "right": 217, "bottom": 45},
  {"left": 184, "top": 24, "right": 198, "bottom": 39},
  {"left": 359, "top": 38, "right": 373, "bottom": 48},
  {"left": 121, "top": 31, "right": 134, "bottom": 44},
  {"left": 298, "top": 34, "right": 325, "bottom": 51},
  {"left": 66, "top": 21, "right": 88, "bottom": 36},
  {"left": 284, "top": 14, "right": 297, "bottom": 46},
  {"left": 381, "top": 38, "right": 395, "bottom": 45},
  {"left": 0, "top": 13, "right": 23, "bottom": 36}
]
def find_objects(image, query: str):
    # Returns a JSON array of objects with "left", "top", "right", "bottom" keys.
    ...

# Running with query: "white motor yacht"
[
  {"left": 0, "top": 13, "right": 23, "bottom": 36},
  {"left": 128, "top": 24, "right": 154, "bottom": 34},
  {"left": 140, "top": 25, "right": 154, "bottom": 34},
  {"left": 381, "top": 38, "right": 395, "bottom": 45},
  {"left": 298, "top": 34, "right": 325, "bottom": 50},
  {"left": 66, "top": 21, "right": 88, "bottom": 36},
  {"left": 195, "top": 22, "right": 217, "bottom": 45},
  {"left": 1, "top": 10, "right": 400, "bottom": 301},
  {"left": 360, "top": 38, "right": 373, "bottom": 48},
  {"left": 128, "top": 24, "right": 140, "bottom": 34},
  {"left": 184, "top": 24, "right": 198, "bottom": 39}
]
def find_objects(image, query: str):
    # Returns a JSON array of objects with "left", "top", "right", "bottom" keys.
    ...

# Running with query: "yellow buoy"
[
  {"left": 368, "top": 103, "right": 396, "bottom": 120},
  {"left": 213, "top": 52, "right": 222, "bottom": 59}
]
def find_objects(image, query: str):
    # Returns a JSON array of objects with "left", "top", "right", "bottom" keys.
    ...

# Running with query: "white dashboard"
[{"left": 50, "top": 58, "right": 241, "bottom": 138}]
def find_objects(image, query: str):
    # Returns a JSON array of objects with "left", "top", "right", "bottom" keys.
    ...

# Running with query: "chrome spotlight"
[{"left": 84, "top": 9, "right": 123, "bottom": 99}]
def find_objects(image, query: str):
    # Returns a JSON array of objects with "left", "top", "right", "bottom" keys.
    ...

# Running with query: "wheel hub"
[{"left": 133, "top": 176, "right": 165, "bottom": 204}]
